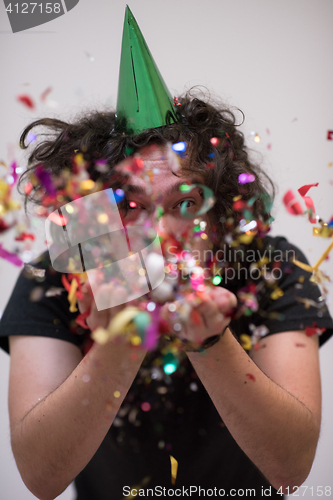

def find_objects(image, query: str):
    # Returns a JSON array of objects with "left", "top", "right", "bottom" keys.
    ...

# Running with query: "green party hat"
[{"left": 115, "top": 6, "right": 180, "bottom": 135}]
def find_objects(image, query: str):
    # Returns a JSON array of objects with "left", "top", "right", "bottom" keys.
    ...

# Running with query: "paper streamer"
[
  {"left": 170, "top": 455, "right": 178, "bottom": 485},
  {"left": 298, "top": 183, "right": 318, "bottom": 223}
]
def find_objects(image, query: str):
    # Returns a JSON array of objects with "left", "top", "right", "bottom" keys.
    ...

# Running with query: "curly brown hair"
[{"left": 18, "top": 91, "right": 274, "bottom": 237}]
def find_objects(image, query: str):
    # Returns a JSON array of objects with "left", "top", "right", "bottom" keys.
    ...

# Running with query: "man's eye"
[{"left": 174, "top": 199, "right": 195, "bottom": 209}]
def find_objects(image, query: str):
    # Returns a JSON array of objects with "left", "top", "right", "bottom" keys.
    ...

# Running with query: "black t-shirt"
[{"left": 1, "top": 236, "right": 332, "bottom": 500}]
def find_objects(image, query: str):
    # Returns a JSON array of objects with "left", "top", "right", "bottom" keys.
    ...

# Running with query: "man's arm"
[
  {"left": 187, "top": 328, "right": 321, "bottom": 492},
  {"left": 8, "top": 299, "right": 147, "bottom": 500}
]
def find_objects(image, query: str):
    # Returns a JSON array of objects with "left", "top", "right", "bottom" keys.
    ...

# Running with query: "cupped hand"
[
  {"left": 162, "top": 286, "right": 237, "bottom": 347},
  {"left": 77, "top": 273, "right": 130, "bottom": 332}
]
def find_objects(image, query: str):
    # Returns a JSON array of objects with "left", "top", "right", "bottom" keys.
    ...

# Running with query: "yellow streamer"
[
  {"left": 68, "top": 279, "right": 78, "bottom": 312},
  {"left": 91, "top": 306, "right": 140, "bottom": 345},
  {"left": 293, "top": 237, "right": 333, "bottom": 274},
  {"left": 170, "top": 455, "right": 178, "bottom": 485}
]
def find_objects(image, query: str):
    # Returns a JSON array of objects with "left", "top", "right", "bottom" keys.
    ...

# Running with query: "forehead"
[{"left": 121, "top": 144, "right": 201, "bottom": 194}]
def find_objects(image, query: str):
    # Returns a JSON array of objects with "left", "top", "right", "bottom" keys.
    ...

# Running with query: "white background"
[{"left": 0, "top": 0, "right": 332, "bottom": 499}]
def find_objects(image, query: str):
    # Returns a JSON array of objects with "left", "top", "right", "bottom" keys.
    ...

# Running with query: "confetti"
[
  {"left": 68, "top": 278, "right": 78, "bottom": 313},
  {"left": 327, "top": 130, "right": 333, "bottom": 140},
  {"left": 17, "top": 94, "right": 35, "bottom": 109},
  {"left": 45, "top": 287, "right": 64, "bottom": 297},
  {"left": 35, "top": 164, "right": 57, "bottom": 196},
  {"left": 0, "top": 244, "right": 23, "bottom": 267},
  {"left": 170, "top": 455, "right": 178, "bottom": 485},
  {"left": 48, "top": 212, "right": 68, "bottom": 226},
  {"left": 282, "top": 190, "right": 303, "bottom": 216},
  {"left": 298, "top": 183, "right": 318, "bottom": 223},
  {"left": 171, "top": 141, "right": 186, "bottom": 153},
  {"left": 210, "top": 137, "right": 220, "bottom": 147},
  {"left": 238, "top": 173, "right": 255, "bottom": 184},
  {"left": 40, "top": 87, "right": 53, "bottom": 102},
  {"left": 305, "top": 326, "right": 326, "bottom": 337}
]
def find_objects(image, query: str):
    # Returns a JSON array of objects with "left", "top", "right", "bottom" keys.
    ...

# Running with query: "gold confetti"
[
  {"left": 80, "top": 179, "right": 95, "bottom": 191},
  {"left": 293, "top": 237, "right": 333, "bottom": 274},
  {"left": 240, "top": 334, "right": 252, "bottom": 351},
  {"left": 170, "top": 455, "right": 178, "bottom": 485},
  {"left": 68, "top": 278, "right": 78, "bottom": 312},
  {"left": 313, "top": 226, "right": 333, "bottom": 238},
  {"left": 270, "top": 287, "right": 284, "bottom": 300}
]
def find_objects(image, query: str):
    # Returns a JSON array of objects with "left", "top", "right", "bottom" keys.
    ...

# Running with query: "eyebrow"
[{"left": 124, "top": 179, "right": 203, "bottom": 197}]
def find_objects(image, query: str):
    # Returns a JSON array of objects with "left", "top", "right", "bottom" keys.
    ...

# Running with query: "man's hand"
[
  {"left": 163, "top": 286, "right": 237, "bottom": 346},
  {"left": 77, "top": 272, "right": 133, "bottom": 332}
]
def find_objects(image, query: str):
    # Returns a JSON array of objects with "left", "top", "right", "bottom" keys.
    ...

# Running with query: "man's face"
[{"left": 118, "top": 144, "right": 212, "bottom": 263}]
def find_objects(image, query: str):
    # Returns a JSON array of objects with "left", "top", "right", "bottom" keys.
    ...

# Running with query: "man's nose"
[{"left": 146, "top": 209, "right": 166, "bottom": 233}]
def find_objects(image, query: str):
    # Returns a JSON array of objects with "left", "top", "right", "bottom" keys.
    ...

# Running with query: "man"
[{"left": 1, "top": 7, "right": 332, "bottom": 500}]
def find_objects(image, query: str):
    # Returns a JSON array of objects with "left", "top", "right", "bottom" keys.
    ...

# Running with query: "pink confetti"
[
  {"left": 282, "top": 190, "right": 303, "bottom": 215},
  {"left": 141, "top": 402, "right": 151, "bottom": 412},
  {"left": 0, "top": 244, "right": 23, "bottom": 267},
  {"left": 210, "top": 137, "right": 220, "bottom": 147},
  {"left": 10, "top": 161, "right": 19, "bottom": 184},
  {"left": 238, "top": 173, "right": 255, "bottom": 184},
  {"left": 40, "top": 86, "right": 53, "bottom": 102},
  {"left": 48, "top": 212, "right": 68, "bottom": 226}
]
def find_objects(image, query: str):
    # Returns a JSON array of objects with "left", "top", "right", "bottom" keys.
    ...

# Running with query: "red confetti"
[
  {"left": 17, "top": 94, "right": 35, "bottom": 110},
  {"left": 232, "top": 200, "right": 247, "bottom": 212},
  {"left": 305, "top": 326, "right": 326, "bottom": 337},
  {"left": 282, "top": 190, "right": 303, "bottom": 216},
  {"left": 327, "top": 130, "right": 333, "bottom": 140},
  {"left": 245, "top": 373, "right": 256, "bottom": 382},
  {"left": 15, "top": 232, "right": 35, "bottom": 241},
  {"left": 61, "top": 274, "right": 72, "bottom": 293},
  {"left": 205, "top": 162, "right": 215, "bottom": 169},
  {"left": 61, "top": 274, "right": 83, "bottom": 300},
  {"left": 298, "top": 183, "right": 318, "bottom": 223},
  {"left": 75, "top": 309, "right": 91, "bottom": 329}
]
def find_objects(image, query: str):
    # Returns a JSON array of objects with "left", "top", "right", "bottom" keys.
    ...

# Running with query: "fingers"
[
  {"left": 77, "top": 280, "right": 94, "bottom": 314},
  {"left": 165, "top": 287, "right": 237, "bottom": 344},
  {"left": 207, "top": 287, "right": 238, "bottom": 314},
  {"left": 78, "top": 277, "right": 129, "bottom": 331}
]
